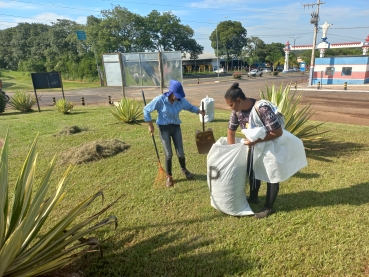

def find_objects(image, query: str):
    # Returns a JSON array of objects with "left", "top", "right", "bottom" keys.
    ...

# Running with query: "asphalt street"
[{"left": 6, "top": 72, "right": 369, "bottom": 125}]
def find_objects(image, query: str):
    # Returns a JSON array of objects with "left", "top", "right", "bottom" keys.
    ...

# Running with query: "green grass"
[
  {"left": 0, "top": 70, "right": 100, "bottom": 92},
  {"left": 1, "top": 105, "right": 369, "bottom": 277}
]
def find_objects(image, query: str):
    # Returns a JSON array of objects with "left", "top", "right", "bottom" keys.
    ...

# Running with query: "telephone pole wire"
[{"left": 303, "top": 0, "right": 325, "bottom": 86}]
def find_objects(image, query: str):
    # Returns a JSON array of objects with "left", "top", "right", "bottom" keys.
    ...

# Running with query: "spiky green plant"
[
  {"left": 54, "top": 98, "right": 74, "bottom": 114},
  {"left": 110, "top": 98, "right": 143, "bottom": 123},
  {"left": 0, "top": 133, "right": 121, "bottom": 276},
  {"left": 260, "top": 83, "right": 327, "bottom": 140},
  {"left": 9, "top": 90, "right": 37, "bottom": 112}
]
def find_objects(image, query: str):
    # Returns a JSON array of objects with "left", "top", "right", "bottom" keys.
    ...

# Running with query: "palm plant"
[
  {"left": 54, "top": 98, "right": 74, "bottom": 114},
  {"left": 110, "top": 98, "right": 143, "bottom": 123},
  {"left": 0, "top": 133, "right": 121, "bottom": 276},
  {"left": 9, "top": 90, "right": 37, "bottom": 112},
  {"left": 260, "top": 83, "right": 327, "bottom": 140}
]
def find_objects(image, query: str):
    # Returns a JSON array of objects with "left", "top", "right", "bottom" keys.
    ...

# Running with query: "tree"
[
  {"left": 210, "top": 20, "right": 247, "bottom": 68},
  {"left": 266, "top": 52, "right": 283, "bottom": 71},
  {"left": 144, "top": 10, "right": 203, "bottom": 55},
  {"left": 242, "top": 36, "right": 266, "bottom": 64}
]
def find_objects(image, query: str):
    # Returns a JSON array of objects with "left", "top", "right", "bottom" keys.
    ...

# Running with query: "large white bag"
[
  {"left": 207, "top": 137, "right": 254, "bottom": 216},
  {"left": 199, "top": 96, "right": 214, "bottom": 123}
]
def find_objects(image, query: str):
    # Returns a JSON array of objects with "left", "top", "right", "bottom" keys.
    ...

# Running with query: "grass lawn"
[
  {"left": 1, "top": 104, "right": 369, "bottom": 277},
  {"left": 0, "top": 70, "right": 100, "bottom": 92}
]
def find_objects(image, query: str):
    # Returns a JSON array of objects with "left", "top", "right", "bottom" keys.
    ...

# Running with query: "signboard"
[
  {"left": 300, "top": 62, "right": 306, "bottom": 72},
  {"left": 31, "top": 72, "right": 62, "bottom": 89},
  {"left": 76, "top": 30, "right": 86, "bottom": 40},
  {"left": 30, "top": 72, "right": 65, "bottom": 112}
]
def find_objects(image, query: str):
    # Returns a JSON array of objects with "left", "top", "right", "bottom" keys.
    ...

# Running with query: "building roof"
[{"left": 182, "top": 51, "right": 217, "bottom": 61}]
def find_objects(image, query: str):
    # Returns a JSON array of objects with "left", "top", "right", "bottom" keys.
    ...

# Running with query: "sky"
[{"left": 1, "top": 0, "right": 368, "bottom": 54}]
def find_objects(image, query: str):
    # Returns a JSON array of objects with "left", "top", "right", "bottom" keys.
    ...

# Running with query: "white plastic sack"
[
  {"left": 199, "top": 95, "right": 214, "bottom": 123},
  {"left": 207, "top": 137, "right": 254, "bottom": 216},
  {"left": 251, "top": 130, "right": 308, "bottom": 183}
]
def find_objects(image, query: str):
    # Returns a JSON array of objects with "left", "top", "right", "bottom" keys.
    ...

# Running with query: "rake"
[{"left": 141, "top": 90, "right": 167, "bottom": 187}]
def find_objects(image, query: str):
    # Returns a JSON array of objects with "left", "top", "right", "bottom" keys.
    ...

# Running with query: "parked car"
[
  {"left": 247, "top": 69, "right": 263, "bottom": 77},
  {"left": 290, "top": 67, "right": 300, "bottom": 72},
  {"left": 261, "top": 68, "right": 272, "bottom": 73},
  {"left": 213, "top": 67, "right": 226, "bottom": 74},
  {"left": 275, "top": 67, "right": 284, "bottom": 72}
]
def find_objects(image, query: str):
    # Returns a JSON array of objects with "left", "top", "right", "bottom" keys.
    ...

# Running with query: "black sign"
[{"left": 31, "top": 72, "right": 62, "bottom": 89}]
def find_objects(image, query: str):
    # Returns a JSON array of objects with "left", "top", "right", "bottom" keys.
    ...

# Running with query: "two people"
[{"left": 143, "top": 80, "right": 205, "bottom": 187}]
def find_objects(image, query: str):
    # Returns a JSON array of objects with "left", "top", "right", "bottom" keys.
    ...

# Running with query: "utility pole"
[{"left": 303, "top": 0, "right": 325, "bottom": 86}]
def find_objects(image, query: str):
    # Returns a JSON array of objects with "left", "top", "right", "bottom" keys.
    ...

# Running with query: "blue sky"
[{"left": 1, "top": 0, "right": 368, "bottom": 53}]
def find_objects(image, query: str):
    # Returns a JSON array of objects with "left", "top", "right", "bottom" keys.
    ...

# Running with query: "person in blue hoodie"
[{"left": 143, "top": 80, "right": 205, "bottom": 188}]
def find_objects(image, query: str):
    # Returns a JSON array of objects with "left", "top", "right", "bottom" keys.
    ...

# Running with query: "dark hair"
[{"left": 224, "top": 82, "right": 246, "bottom": 102}]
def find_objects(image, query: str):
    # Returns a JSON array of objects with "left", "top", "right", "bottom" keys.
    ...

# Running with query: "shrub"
[
  {"left": 273, "top": 71, "right": 279, "bottom": 76},
  {"left": 54, "top": 98, "right": 74, "bottom": 114},
  {"left": 110, "top": 98, "right": 143, "bottom": 123},
  {"left": 0, "top": 133, "right": 121, "bottom": 276},
  {"left": 260, "top": 83, "right": 326, "bottom": 140},
  {"left": 9, "top": 90, "right": 37, "bottom": 112},
  {"left": 232, "top": 71, "right": 242, "bottom": 79}
]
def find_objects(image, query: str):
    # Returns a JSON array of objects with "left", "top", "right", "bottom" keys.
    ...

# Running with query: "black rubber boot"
[
  {"left": 254, "top": 183, "right": 279, "bottom": 219},
  {"left": 165, "top": 158, "right": 172, "bottom": 177},
  {"left": 178, "top": 157, "right": 194, "bottom": 180}
]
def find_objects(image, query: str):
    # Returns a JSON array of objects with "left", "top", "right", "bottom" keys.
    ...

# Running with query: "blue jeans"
[{"left": 158, "top": 124, "right": 186, "bottom": 176}]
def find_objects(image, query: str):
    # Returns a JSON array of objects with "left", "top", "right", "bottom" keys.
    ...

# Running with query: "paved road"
[{"left": 9, "top": 72, "right": 369, "bottom": 126}]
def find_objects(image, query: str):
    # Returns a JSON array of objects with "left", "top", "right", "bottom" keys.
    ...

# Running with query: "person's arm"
[
  {"left": 227, "top": 129, "right": 236, "bottom": 144},
  {"left": 181, "top": 98, "right": 205, "bottom": 116},
  {"left": 143, "top": 96, "right": 160, "bottom": 134},
  {"left": 244, "top": 127, "right": 282, "bottom": 146},
  {"left": 244, "top": 105, "right": 283, "bottom": 146}
]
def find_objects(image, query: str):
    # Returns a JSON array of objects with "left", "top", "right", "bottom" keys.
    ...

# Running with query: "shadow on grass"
[
  {"left": 304, "top": 138, "right": 367, "bottom": 162},
  {"left": 210, "top": 118, "right": 229, "bottom": 123},
  {"left": 86, "top": 225, "right": 256, "bottom": 276},
  {"left": 278, "top": 182, "right": 369, "bottom": 212}
]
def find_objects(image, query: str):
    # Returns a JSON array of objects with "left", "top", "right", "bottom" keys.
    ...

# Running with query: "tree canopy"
[
  {"left": 209, "top": 20, "right": 247, "bottom": 66},
  {"left": 0, "top": 5, "right": 203, "bottom": 81}
]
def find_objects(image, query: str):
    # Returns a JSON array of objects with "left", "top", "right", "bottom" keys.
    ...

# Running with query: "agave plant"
[
  {"left": 0, "top": 133, "right": 121, "bottom": 276},
  {"left": 260, "top": 83, "right": 327, "bottom": 140},
  {"left": 54, "top": 98, "right": 74, "bottom": 114},
  {"left": 110, "top": 97, "right": 143, "bottom": 123},
  {"left": 9, "top": 90, "right": 37, "bottom": 112}
]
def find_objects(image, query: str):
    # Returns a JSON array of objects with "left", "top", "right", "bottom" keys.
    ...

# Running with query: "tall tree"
[
  {"left": 209, "top": 20, "right": 247, "bottom": 68},
  {"left": 144, "top": 10, "right": 203, "bottom": 55},
  {"left": 242, "top": 36, "right": 266, "bottom": 65}
]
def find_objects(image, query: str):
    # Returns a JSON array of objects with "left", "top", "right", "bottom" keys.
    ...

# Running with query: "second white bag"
[{"left": 207, "top": 137, "right": 254, "bottom": 216}]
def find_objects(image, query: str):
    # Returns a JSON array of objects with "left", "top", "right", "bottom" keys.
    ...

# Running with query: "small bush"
[
  {"left": 9, "top": 90, "right": 37, "bottom": 112},
  {"left": 273, "top": 71, "right": 279, "bottom": 76},
  {"left": 232, "top": 71, "right": 242, "bottom": 79},
  {"left": 54, "top": 98, "right": 74, "bottom": 114},
  {"left": 110, "top": 98, "right": 143, "bottom": 123}
]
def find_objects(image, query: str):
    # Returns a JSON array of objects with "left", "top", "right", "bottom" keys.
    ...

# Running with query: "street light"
[
  {"left": 309, "top": 10, "right": 320, "bottom": 86},
  {"left": 209, "top": 16, "right": 228, "bottom": 82},
  {"left": 289, "top": 36, "right": 302, "bottom": 49}
]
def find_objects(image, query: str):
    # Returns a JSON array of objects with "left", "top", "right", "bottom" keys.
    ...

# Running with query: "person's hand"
[
  {"left": 148, "top": 125, "right": 154, "bottom": 135},
  {"left": 198, "top": 110, "right": 205, "bottom": 117},
  {"left": 243, "top": 139, "right": 257, "bottom": 146}
]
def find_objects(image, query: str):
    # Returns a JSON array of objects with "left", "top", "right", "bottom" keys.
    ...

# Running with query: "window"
[
  {"left": 325, "top": 67, "right": 335, "bottom": 76},
  {"left": 342, "top": 67, "right": 352, "bottom": 76}
]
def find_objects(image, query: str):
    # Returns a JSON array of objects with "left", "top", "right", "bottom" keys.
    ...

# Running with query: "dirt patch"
[
  {"left": 60, "top": 139, "right": 130, "bottom": 165},
  {"left": 55, "top": 126, "right": 87, "bottom": 136}
]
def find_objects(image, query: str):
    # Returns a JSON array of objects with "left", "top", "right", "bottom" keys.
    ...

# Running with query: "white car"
[
  {"left": 213, "top": 67, "right": 226, "bottom": 74},
  {"left": 262, "top": 68, "right": 272, "bottom": 73},
  {"left": 247, "top": 69, "right": 263, "bottom": 77}
]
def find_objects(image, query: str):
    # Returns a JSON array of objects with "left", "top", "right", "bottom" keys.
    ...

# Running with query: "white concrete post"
[{"left": 283, "top": 41, "right": 291, "bottom": 72}]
